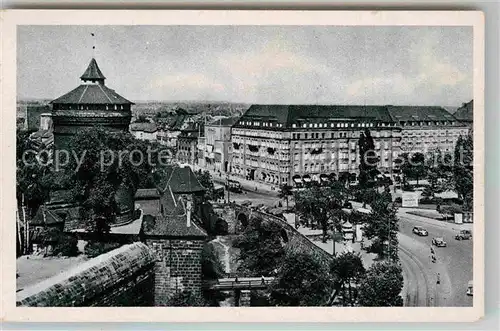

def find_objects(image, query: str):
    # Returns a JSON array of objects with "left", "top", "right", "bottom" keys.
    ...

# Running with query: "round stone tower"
[
  {"left": 50, "top": 58, "right": 136, "bottom": 226},
  {"left": 50, "top": 58, "right": 133, "bottom": 151}
]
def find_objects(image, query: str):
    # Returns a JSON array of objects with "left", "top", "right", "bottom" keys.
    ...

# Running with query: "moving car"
[
  {"left": 432, "top": 237, "right": 447, "bottom": 247},
  {"left": 466, "top": 280, "right": 473, "bottom": 296},
  {"left": 412, "top": 226, "right": 429, "bottom": 236},
  {"left": 455, "top": 229, "right": 472, "bottom": 240},
  {"left": 226, "top": 179, "right": 243, "bottom": 193}
]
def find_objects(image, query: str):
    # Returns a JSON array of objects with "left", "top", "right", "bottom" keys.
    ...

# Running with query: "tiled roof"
[
  {"left": 130, "top": 122, "right": 158, "bottom": 133},
  {"left": 50, "top": 84, "right": 132, "bottom": 105},
  {"left": 47, "top": 190, "right": 74, "bottom": 205},
  {"left": 154, "top": 165, "right": 206, "bottom": 194},
  {"left": 80, "top": 58, "right": 106, "bottom": 81},
  {"left": 142, "top": 194, "right": 207, "bottom": 238},
  {"left": 386, "top": 105, "right": 458, "bottom": 122},
  {"left": 134, "top": 188, "right": 160, "bottom": 200},
  {"left": 30, "top": 206, "right": 65, "bottom": 226},
  {"left": 208, "top": 117, "right": 239, "bottom": 127},
  {"left": 234, "top": 105, "right": 394, "bottom": 129},
  {"left": 454, "top": 100, "right": 473, "bottom": 122}
]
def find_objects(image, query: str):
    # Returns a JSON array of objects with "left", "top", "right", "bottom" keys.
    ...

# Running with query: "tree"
[
  {"left": 362, "top": 193, "right": 399, "bottom": 261},
  {"left": 269, "top": 250, "right": 334, "bottom": 306},
  {"left": 16, "top": 128, "right": 53, "bottom": 216},
  {"left": 63, "top": 127, "right": 156, "bottom": 233},
  {"left": 401, "top": 152, "right": 427, "bottom": 185},
  {"left": 358, "top": 129, "right": 379, "bottom": 189},
  {"left": 133, "top": 115, "right": 149, "bottom": 123},
  {"left": 294, "top": 185, "right": 344, "bottom": 243},
  {"left": 453, "top": 132, "right": 473, "bottom": 211},
  {"left": 358, "top": 262, "right": 404, "bottom": 306},
  {"left": 195, "top": 170, "right": 215, "bottom": 201},
  {"left": 330, "top": 252, "right": 366, "bottom": 306},
  {"left": 278, "top": 184, "right": 293, "bottom": 209},
  {"left": 233, "top": 217, "right": 286, "bottom": 276},
  {"left": 201, "top": 244, "right": 227, "bottom": 306},
  {"left": 201, "top": 244, "right": 225, "bottom": 280}
]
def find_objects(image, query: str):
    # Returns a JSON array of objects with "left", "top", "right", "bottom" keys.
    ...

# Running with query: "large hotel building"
[{"left": 229, "top": 104, "right": 471, "bottom": 188}]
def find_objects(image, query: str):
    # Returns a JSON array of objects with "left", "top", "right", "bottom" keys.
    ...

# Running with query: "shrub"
[
  {"left": 168, "top": 290, "right": 207, "bottom": 307},
  {"left": 402, "top": 183, "right": 414, "bottom": 191},
  {"left": 394, "top": 197, "right": 402, "bottom": 204},
  {"left": 436, "top": 203, "right": 463, "bottom": 219},
  {"left": 84, "top": 241, "right": 121, "bottom": 258},
  {"left": 52, "top": 234, "right": 79, "bottom": 257}
]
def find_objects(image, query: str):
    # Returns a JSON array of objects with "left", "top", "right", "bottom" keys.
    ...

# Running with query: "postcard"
[{"left": 0, "top": 9, "right": 484, "bottom": 322}]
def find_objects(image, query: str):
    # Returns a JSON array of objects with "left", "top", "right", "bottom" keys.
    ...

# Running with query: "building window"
[{"left": 304, "top": 133, "right": 308, "bottom": 139}]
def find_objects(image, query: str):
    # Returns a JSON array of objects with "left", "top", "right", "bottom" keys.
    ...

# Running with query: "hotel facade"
[
  {"left": 228, "top": 104, "right": 471, "bottom": 188},
  {"left": 386, "top": 106, "right": 470, "bottom": 155},
  {"left": 230, "top": 105, "right": 403, "bottom": 188}
]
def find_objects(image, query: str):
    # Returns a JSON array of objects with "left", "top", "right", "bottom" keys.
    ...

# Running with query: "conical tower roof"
[{"left": 80, "top": 58, "right": 106, "bottom": 81}]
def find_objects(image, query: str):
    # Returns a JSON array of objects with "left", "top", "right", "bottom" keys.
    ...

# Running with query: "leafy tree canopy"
[
  {"left": 269, "top": 250, "right": 334, "bottom": 306},
  {"left": 233, "top": 217, "right": 286, "bottom": 277},
  {"left": 358, "top": 262, "right": 404, "bottom": 306}
]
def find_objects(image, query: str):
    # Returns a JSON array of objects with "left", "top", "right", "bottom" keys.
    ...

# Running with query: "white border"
[{"left": 0, "top": 10, "right": 485, "bottom": 323}]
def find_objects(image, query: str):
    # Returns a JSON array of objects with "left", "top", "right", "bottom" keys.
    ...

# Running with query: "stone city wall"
[{"left": 16, "top": 243, "right": 156, "bottom": 307}]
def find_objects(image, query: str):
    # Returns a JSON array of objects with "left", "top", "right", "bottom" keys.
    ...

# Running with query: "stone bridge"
[{"left": 214, "top": 203, "right": 333, "bottom": 265}]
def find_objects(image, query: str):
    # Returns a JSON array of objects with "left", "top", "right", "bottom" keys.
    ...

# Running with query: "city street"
[
  {"left": 222, "top": 188, "right": 474, "bottom": 307},
  {"left": 398, "top": 209, "right": 473, "bottom": 307}
]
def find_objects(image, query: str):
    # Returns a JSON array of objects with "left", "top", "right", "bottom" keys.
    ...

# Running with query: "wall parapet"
[{"left": 17, "top": 242, "right": 156, "bottom": 307}]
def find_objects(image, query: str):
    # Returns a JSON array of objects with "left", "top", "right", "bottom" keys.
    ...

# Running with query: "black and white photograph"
[{"left": 1, "top": 10, "right": 484, "bottom": 323}]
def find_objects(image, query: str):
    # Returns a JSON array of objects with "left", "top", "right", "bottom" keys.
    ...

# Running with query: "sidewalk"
[
  {"left": 205, "top": 169, "right": 279, "bottom": 196},
  {"left": 283, "top": 213, "right": 377, "bottom": 268}
]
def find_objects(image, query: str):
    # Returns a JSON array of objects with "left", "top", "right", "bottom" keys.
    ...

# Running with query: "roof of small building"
[
  {"left": 30, "top": 205, "right": 65, "bottom": 226},
  {"left": 234, "top": 104, "right": 394, "bottom": 129},
  {"left": 134, "top": 188, "right": 160, "bottom": 200},
  {"left": 142, "top": 193, "right": 207, "bottom": 238},
  {"left": 154, "top": 165, "right": 206, "bottom": 194},
  {"left": 454, "top": 100, "right": 473, "bottom": 122},
  {"left": 130, "top": 122, "right": 158, "bottom": 133},
  {"left": 80, "top": 58, "right": 106, "bottom": 81},
  {"left": 50, "top": 84, "right": 133, "bottom": 105},
  {"left": 208, "top": 117, "right": 240, "bottom": 127},
  {"left": 386, "top": 105, "right": 458, "bottom": 122}
]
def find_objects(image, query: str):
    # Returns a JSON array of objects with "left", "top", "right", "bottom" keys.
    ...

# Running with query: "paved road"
[
  {"left": 398, "top": 210, "right": 473, "bottom": 307},
  {"left": 213, "top": 178, "right": 282, "bottom": 208}
]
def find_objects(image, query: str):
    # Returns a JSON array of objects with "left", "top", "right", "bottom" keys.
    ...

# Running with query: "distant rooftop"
[
  {"left": 454, "top": 100, "right": 473, "bottom": 122},
  {"left": 130, "top": 122, "right": 158, "bottom": 133}
]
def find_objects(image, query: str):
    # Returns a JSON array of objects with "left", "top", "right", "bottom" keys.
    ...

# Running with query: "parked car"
[
  {"left": 412, "top": 226, "right": 429, "bottom": 236},
  {"left": 455, "top": 229, "right": 472, "bottom": 240},
  {"left": 466, "top": 280, "right": 473, "bottom": 296},
  {"left": 432, "top": 237, "right": 447, "bottom": 247}
]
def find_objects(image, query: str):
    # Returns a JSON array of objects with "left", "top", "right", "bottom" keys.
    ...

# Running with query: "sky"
[{"left": 17, "top": 25, "right": 473, "bottom": 106}]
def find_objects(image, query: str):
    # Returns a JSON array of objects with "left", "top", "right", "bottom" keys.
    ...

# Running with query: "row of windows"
[
  {"left": 239, "top": 121, "right": 284, "bottom": 128},
  {"left": 292, "top": 132, "right": 350, "bottom": 139},
  {"left": 399, "top": 121, "right": 458, "bottom": 127},
  {"left": 292, "top": 122, "right": 380, "bottom": 129}
]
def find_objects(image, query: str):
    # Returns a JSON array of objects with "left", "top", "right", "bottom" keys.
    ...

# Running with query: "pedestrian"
[
  {"left": 261, "top": 275, "right": 265, "bottom": 285},
  {"left": 437, "top": 273, "right": 441, "bottom": 285}
]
